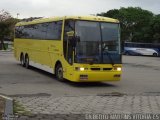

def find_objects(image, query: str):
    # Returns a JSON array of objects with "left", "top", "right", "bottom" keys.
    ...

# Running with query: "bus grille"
[
  {"left": 91, "top": 68, "right": 101, "bottom": 71},
  {"left": 103, "top": 68, "right": 112, "bottom": 71},
  {"left": 90, "top": 68, "right": 112, "bottom": 71}
]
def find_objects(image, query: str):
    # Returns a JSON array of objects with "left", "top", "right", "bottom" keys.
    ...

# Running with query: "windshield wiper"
[
  {"left": 105, "top": 51, "right": 114, "bottom": 66},
  {"left": 80, "top": 57, "right": 98, "bottom": 65},
  {"left": 102, "top": 45, "right": 114, "bottom": 66}
]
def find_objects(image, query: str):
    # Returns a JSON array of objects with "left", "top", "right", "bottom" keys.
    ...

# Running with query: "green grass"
[{"left": 13, "top": 100, "right": 32, "bottom": 116}]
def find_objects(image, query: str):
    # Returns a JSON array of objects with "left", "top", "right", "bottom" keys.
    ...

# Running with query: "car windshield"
[{"left": 74, "top": 21, "right": 121, "bottom": 64}]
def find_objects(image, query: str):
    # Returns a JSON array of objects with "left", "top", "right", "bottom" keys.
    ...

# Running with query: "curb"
[
  {"left": 0, "top": 95, "right": 13, "bottom": 116},
  {"left": 0, "top": 50, "right": 12, "bottom": 52}
]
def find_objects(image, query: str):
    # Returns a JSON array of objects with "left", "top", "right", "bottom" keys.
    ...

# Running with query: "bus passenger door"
[{"left": 63, "top": 20, "right": 75, "bottom": 65}]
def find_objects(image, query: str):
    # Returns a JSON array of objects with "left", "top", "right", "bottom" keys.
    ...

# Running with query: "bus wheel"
[
  {"left": 55, "top": 64, "right": 64, "bottom": 81},
  {"left": 126, "top": 52, "right": 130, "bottom": 55},
  {"left": 25, "top": 55, "right": 30, "bottom": 69},
  {"left": 153, "top": 53, "right": 158, "bottom": 57},
  {"left": 20, "top": 54, "right": 25, "bottom": 67}
]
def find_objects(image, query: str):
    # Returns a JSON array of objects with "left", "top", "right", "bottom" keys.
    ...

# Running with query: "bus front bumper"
[{"left": 69, "top": 71, "right": 122, "bottom": 82}]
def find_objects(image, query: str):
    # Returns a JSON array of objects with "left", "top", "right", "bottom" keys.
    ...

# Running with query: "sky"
[{"left": 0, "top": 0, "right": 160, "bottom": 19}]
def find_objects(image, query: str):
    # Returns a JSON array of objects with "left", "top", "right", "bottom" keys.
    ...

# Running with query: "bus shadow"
[
  {"left": 64, "top": 81, "right": 116, "bottom": 88},
  {"left": 18, "top": 64, "right": 56, "bottom": 79},
  {"left": 19, "top": 64, "right": 117, "bottom": 88}
]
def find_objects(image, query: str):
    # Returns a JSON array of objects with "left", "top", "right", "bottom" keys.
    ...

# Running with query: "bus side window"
[
  {"left": 46, "top": 21, "right": 62, "bottom": 40},
  {"left": 63, "top": 20, "right": 75, "bottom": 61}
]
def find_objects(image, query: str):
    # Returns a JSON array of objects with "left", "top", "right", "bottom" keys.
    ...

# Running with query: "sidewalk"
[
  {"left": 0, "top": 49, "right": 12, "bottom": 52},
  {"left": 0, "top": 95, "right": 13, "bottom": 120},
  {"left": 0, "top": 97, "right": 5, "bottom": 118},
  {"left": 12, "top": 94, "right": 160, "bottom": 119},
  {"left": 123, "top": 55, "right": 160, "bottom": 68}
]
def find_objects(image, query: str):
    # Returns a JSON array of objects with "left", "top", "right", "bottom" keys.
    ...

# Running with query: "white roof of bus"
[{"left": 16, "top": 16, "right": 119, "bottom": 26}]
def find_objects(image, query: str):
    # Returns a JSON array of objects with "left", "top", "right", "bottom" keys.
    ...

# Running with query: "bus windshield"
[{"left": 75, "top": 21, "right": 121, "bottom": 64}]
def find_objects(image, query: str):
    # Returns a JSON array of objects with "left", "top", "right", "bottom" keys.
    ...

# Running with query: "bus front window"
[
  {"left": 75, "top": 21, "right": 101, "bottom": 63},
  {"left": 75, "top": 21, "right": 121, "bottom": 64}
]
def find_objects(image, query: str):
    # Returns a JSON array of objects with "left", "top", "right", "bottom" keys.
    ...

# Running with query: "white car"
[
  {"left": 124, "top": 47, "right": 159, "bottom": 56},
  {"left": 135, "top": 48, "right": 158, "bottom": 56}
]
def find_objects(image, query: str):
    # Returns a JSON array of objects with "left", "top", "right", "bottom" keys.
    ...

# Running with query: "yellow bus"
[{"left": 14, "top": 16, "right": 122, "bottom": 82}]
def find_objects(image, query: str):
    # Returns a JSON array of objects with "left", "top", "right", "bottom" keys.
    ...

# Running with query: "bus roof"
[{"left": 16, "top": 16, "right": 119, "bottom": 26}]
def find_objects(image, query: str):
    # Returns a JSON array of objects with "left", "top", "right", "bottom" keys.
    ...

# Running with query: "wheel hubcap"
[
  {"left": 21, "top": 57, "right": 24, "bottom": 65},
  {"left": 58, "top": 67, "right": 63, "bottom": 79},
  {"left": 26, "top": 57, "right": 29, "bottom": 67}
]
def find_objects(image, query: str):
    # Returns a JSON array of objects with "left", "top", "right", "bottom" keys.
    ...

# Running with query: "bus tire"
[
  {"left": 126, "top": 51, "right": 130, "bottom": 55},
  {"left": 55, "top": 64, "right": 64, "bottom": 81},
  {"left": 153, "top": 53, "right": 157, "bottom": 57},
  {"left": 20, "top": 54, "right": 25, "bottom": 67},
  {"left": 25, "top": 55, "right": 30, "bottom": 69}
]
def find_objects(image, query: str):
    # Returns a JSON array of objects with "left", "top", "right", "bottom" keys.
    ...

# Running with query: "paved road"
[
  {"left": 0, "top": 51, "right": 160, "bottom": 96},
  {"left": 0, "top": 51, "right": 160, "bottom": 97},
  {"left": 1, "top": 51, "right": 160, "bottom": 119}
]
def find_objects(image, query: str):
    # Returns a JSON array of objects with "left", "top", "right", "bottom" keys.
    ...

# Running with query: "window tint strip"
[{"left": 15, "top": 21, "right": 62, "bottom": 40}]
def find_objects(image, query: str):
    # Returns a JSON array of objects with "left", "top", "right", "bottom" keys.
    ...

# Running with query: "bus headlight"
[
  {"left": 75, "top": 67, "right": 86, "bottom": 71},
  {"left": 80, "top": 67, "right": 85, "bottom": 71},
  {"left": 117, "top": 67, "right": 122, "bottom": 71},
  {"left": 114, "top": 67, "right": 122, "bottom": 71}
]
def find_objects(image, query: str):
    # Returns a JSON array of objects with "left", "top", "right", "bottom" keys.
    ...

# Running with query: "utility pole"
[{"left": 17, "top": 13, "right": 20, "bottom": 19}]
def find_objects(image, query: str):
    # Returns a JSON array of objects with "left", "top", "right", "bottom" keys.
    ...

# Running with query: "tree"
[
  {"left": 97, "top": 9, "right": 120, "bottom": 18},
  {"left": 0, "top": 10, "right": 17, "bottom": 50},
  {"left": 150, "top": 15, "right": 160, "bottom": 43},
  {"left": 98, "top": 7, "right": 154, "bottom": 43}
]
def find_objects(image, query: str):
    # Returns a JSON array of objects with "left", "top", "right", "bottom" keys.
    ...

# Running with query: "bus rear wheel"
[
  {"left": 125, "top": 51, "right": 130, "bottom": 55},
  {"left": 25, "top": 55, "right": 30, "bottom": 69},
  {"left": 55, "top": 64, "right": 64, "bottom": 81},
  {"left": 153, "top": 53, "right": 158, "bottom": 57},
  {"left": 20, "top": 54, "right": 25, "bottom": 67}
]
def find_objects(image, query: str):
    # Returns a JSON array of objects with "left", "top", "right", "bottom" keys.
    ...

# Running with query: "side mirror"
[
  {"left": 67, "top": 31, "right": 80, "bottom": 47},
  {"left": 67, "top": 31, "right": 74, "bottom": 37}
]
